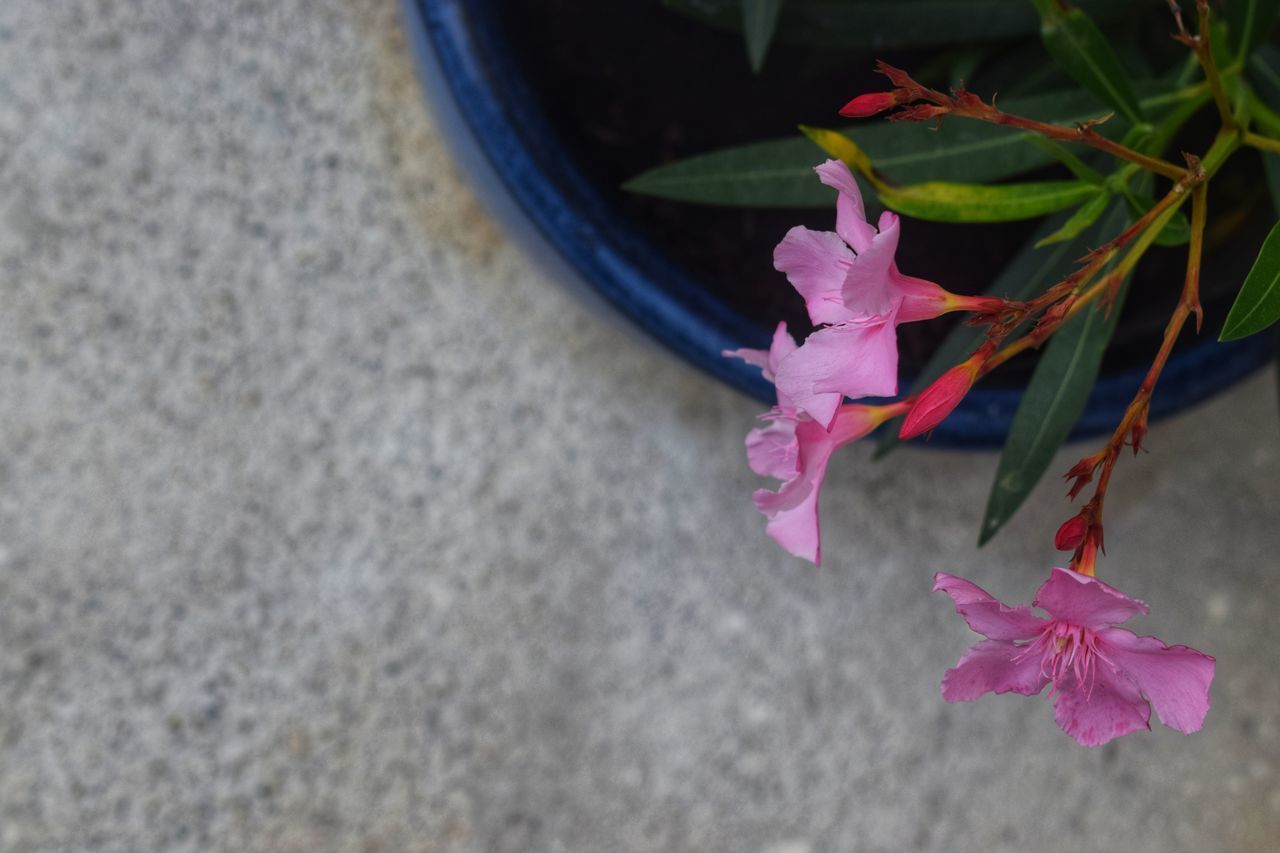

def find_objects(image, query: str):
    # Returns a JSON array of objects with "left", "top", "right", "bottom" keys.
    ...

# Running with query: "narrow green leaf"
[
  {"left": 741, "top": 0, "right": 785, "bottom": 73},
  {"left": 623, "top": 88, "right": 1113, "bottom": 206},
  {"left": 622, "top": 138, "right": 834, "bottom": 207},
  {"left": 879, "top": 179, "right": 1101, "bottom": 223},
  {"left": 1228, "top": 0, "right": 1280, "bottom": 61},
  {"left": 978, "top": 201, "right": 1133, "bottom": 546},
  {"left": 1221, "top": 221, "right": 1280, "bottom": 340},
  {"left": 876, "top": 210, "right": 1093, "bottom": 457},
  {"left": 1036, "top": 3, "right": 1145, "bottom": 125},
  {"left": 664, "top": 0, "right": 1136, "bottom": 50},
  {"left": 1035, "top": 191, "right": 1111, "bottom": 247}
]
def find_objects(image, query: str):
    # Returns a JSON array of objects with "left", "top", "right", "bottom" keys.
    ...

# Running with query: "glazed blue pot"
[{"left": 402, "top": 0, "right": 1272, "bottom": 448}]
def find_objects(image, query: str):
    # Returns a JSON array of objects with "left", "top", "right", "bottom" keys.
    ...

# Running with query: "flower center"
[{"left": 1017, "top": 621, "right": 1106, "bottom": 695}]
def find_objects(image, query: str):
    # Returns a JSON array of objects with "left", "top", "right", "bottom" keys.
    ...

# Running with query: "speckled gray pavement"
[{"left": 1, "top": 3, "right": 1279, "bottom": 852}]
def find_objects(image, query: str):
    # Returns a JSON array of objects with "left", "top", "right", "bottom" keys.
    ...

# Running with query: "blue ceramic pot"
[{"left": 402, "top": 0, "right": 1272, "bottom": 448}]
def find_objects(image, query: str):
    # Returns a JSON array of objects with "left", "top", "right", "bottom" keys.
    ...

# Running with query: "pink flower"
[
  {"left": 772, "top": 160, "right": 996, "bottom": 427},
  {"left": 934, "top": 568, "right": 1215, "bottom": 747},
  {"left": 748, "top": 404, "right": 883, "bottom": 565},
  {"left": 726, "top": 323, "right": 903, "bottom": 564}
]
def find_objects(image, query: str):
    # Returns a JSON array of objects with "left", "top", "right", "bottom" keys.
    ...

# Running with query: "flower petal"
[
  {"left": 814, "top": 159, "right": 877, "bottom": 253},
  {"left": 1097, "top": 627, "right": 1215, "bottom": 735},
  {"left": 723, "top": 322, "right": 798, "bottom": 387},
  {"left": 773, "top": 226, "right": 857, "bottom": 326},
  {"left": 751, "top": 413, "right": 873, "bottom": 565},
  {"left": 941, "top": 639, "right": 1049, "bottom": 702},
  {"left": 1033, "top": 567, "right": 1149, "bottom": 628},
  {"left": 933, "top": 573, "right": 1048, "bottom": 641},
  {"left": 774, "top": 318, "right": 900, "bottom": 428},
  {"left": 839, "top": 212, "right": 900, "bottom": 319},
  {"left": 1052, "top": 666, "right": 1151, "bottom": 747},
  {"left": 745, "top": 418, "right": 799, "bottom": 481}
]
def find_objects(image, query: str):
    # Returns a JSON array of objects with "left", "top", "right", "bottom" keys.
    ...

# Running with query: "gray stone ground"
[{"left": 1, "top": 2, "right": 1279, "bottom": 851}]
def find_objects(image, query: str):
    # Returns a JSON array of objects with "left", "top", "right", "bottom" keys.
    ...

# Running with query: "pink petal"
[
  {"left": 722, "top": 346, "right": 771, "bottom": 374},
  {"left": 1033, "top": 567, "right": 1148, "bottom": 629},
  {"left": 767, "top": 321, "right": 799, "bottom": 374},
  {"left": 774, "top": 318, "right": 900, "bottom": 428},
  {"left": 1052, "top": 666, "right": 1151, "bottom": 747},
  {"left": 745, "top": 418, "right": 799, "bottom": 481},
  {"left": 751, "top": 412, "right": 874, "bottom": 565},
  {"left": 940, "top": 639, "right": 1049, "bottom": 702},
  {"left": 773, "top": 226, "right": 857, "bottom": 326},
  {"left": 814, "top": 159, "right": 877, "bottom": 253},
  {"left": 723, "top": 322, "right": 798, "bottom": 386},
  {"left": 933, "top": 573, "right": 1048, "bottom": 641},
  {"left": 1097, "top": 627, "right": 1215, "bottom": 735},
  {"left": 838, "top": 212, "right": 900, "bottom": 319}
]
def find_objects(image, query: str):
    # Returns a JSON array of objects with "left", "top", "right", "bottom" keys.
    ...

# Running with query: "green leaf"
[
  {"left": 978, "top": 201, "right": 1133, "bottom": 546},
  {"left": 876, "top": 210, "right": 1094, "bottom": 457},
  {"left": 623, "top": 88, "right": 1114, "bottom": 207},
  {"left": 1035, "top": 191, "right": 1111, "bottom": 247},
  {"left": 798, "top": 125, "right": 1102, "bottom": 223},
  {"left": 1221, "top": 221, "right": 1280, "bottom": 340},
  {"left": 741, "top": 0, "right": 785, "bottom": 73},
  {"left": 622, "top": 138, "right": 835, "bottom": 207},
  {"left": 878, "top": 179, "right": 1102, "bottom": 223},
  {"left": 1035, "top": 1, "right": 1145, "bottom": 125},
  {"left": 1228, "top": 0, "right": 1280, "bottom": 61},
  {"left": 664, "top": 0, "right": 1136, "bottom": 50}
]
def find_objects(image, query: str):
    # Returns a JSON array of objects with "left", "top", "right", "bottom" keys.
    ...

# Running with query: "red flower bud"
[
  {"left": 899, "top": 356, "right": 981, "bottom": 440},
  {"left": 839, "top": 91, "right": 901, "bottom": 118},
  {"left": 1054, "top": 515, "right": 1089, "bottom": 551}
]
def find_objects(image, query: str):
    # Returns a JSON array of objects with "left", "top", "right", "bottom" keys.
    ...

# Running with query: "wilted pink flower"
[
  {"left": 726, "top": 324, "right": 904, "bottom": 564},
  {"left": 772, "top": 160, "right": 997, "bottom": 427},
  {"left": 934, "top": 568, "right": 1215, "bottom": 747}
]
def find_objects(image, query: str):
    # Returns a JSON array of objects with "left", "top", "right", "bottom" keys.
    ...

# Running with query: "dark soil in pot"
[{"left": 498, "top": 0, "right": 1271, "bottom": 388}]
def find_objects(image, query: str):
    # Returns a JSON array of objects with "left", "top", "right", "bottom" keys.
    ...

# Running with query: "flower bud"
[
  {"left": 899, "top": 354, "right": 982, "bottom": 439},
  {"left": 1054, "top": 514, "right": 1089, "bottom": 551},
  {"left": 838, "top": 91, "right": 902, "bottom": 118}
]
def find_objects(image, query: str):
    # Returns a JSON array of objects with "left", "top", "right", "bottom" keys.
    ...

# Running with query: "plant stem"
[
  {"left": 1064, "top": 181, "right": 1210, "bottom": 576},
  {"left": 1195, "top": 1, "right": 1236, "bottom": 129},
  {"left": 1244, "top": 130, "right": 1280, "bottom": 155},
  {"left": 959, "top": 104, "right": 1188, "bottom": 180}
]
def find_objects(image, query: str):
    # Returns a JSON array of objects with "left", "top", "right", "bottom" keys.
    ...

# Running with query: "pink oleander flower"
[
  {"left": 725, "top": 322, "right": 902, "bottom": 564},
  {"left": 771, "top": 159, "right": 997, "bottom": 428},
  {"left": 934, "top": 568, "right": 1215, "bottom": 747}
]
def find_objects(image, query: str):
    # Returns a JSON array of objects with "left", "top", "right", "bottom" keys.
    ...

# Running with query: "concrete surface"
[{"left": 1, "top": 2, "right": 1279, "bottom": 851}]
